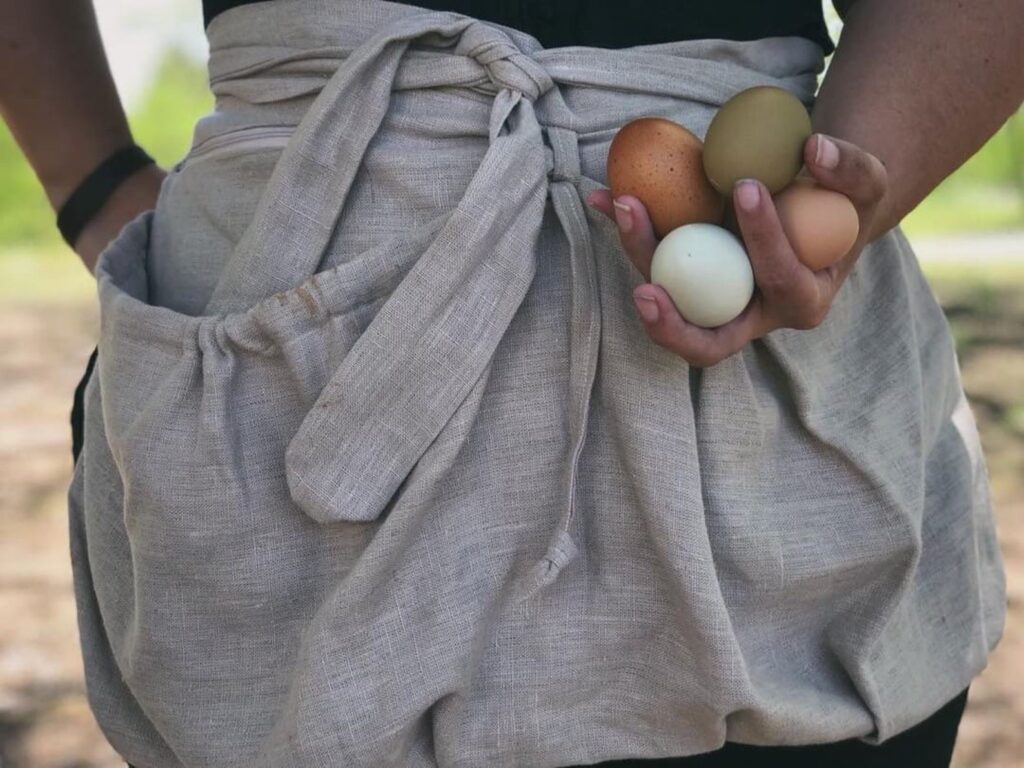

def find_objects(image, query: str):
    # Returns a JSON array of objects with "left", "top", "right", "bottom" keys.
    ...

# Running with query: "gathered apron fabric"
[{"left": 68, "top": 1, "right": 1006, "bottom": 766}]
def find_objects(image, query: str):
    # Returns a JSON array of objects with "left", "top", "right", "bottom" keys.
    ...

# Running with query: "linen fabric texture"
[{"left": 68, "top": 1, "right": 1006, "bottom": 766}]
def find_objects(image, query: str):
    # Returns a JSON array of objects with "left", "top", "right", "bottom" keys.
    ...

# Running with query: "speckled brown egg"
[{"left": 607, "top": 117, "right": 724, "bottom": 239}]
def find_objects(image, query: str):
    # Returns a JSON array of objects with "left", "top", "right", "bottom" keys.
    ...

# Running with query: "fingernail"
[
  {"left": 815, "top": 135, "right": 840, "bottom": 169},
  {"left": 736, "top": 179, "right": 761, "bottom": 212},
  {"left": 633, "top": 291, "right": 659, "bottom": 323},
  {"left": 613, "top": 199, "right": 633, "bottom": 232}
]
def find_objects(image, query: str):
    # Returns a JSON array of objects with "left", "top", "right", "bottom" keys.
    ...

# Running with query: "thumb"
[{"left": 803, "top": 133, "right": 888, "bottom": 211}]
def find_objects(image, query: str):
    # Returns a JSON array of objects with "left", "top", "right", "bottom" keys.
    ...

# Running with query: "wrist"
[
  {"left": 73, "top": 162, "right": 167, "bottom": 274},
  {"left": 57, "top": 145, "right": 157, "bottom": 248},
  {"left": 88, "top": 161, "right": 167, "bottom": 224},
  {"left": 867, "top": 187, "right": 899, "bottom": 242},
  {"left": 39, "top": 126, "right": 136, "bottom": 210}
]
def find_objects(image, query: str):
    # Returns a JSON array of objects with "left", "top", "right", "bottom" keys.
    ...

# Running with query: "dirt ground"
[{"left": 1, "top": 270, "right": 1022, "bottom": 767}]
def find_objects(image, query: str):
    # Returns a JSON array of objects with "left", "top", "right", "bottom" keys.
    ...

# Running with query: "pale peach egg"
[{"left": 773, "top": 177, "right": 859, "bottom": 271}]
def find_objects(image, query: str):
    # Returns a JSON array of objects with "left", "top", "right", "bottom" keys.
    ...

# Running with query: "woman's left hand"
[
  {"left": 72, "top": 162, "right": 167, "bottom": 275},
  {"left": 586, "top": 133, "right": 889, "bottom": 367}
]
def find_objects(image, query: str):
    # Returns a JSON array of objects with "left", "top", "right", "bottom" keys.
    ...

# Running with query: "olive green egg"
[{"left": 702, "top": 86, "right": 812, "bottom": 195}]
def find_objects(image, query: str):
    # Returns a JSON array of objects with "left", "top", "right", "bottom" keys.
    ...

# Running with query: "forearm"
[
  {"left": 0, "top": 0, "right": 133, "bottom": 210},
  {"left": 813, "top": 0, "right": 1024, "bottom": 241}
]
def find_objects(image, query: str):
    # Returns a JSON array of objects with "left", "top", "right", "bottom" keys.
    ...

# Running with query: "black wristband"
[{"left": 56, "top": 145, "right": 155, "bottom": 248}]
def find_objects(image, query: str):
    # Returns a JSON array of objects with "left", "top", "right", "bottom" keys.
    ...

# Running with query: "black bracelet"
[{"left": 56, "top": 145, "right": 155, "bottom": 248}]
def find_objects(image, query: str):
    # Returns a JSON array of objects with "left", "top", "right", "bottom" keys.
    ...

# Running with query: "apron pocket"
[{"left": 95, "top": 207, "right": 451, "bottom": 529}]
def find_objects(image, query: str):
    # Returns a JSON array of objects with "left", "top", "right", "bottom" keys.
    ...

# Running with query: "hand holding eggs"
[{"left": 604, "top": 87, "right": 860, "bottom": 331}]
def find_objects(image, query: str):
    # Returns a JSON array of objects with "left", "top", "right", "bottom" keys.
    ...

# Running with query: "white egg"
[{"left": 649, "top": 223, "right": 754, "bottom": 328}]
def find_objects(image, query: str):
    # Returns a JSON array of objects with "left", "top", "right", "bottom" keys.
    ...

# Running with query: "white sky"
[{"left": 93, "top": 0, "right": 209, "bottom": 109}]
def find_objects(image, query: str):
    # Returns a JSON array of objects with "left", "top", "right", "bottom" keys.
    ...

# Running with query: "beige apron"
[{"left": 69, "top": 1, "right": 1005, "bottom": 765}]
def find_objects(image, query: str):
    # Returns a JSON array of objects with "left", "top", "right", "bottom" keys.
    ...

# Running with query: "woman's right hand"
[
  {"left": 585, "top": 134, "right": 889, "bottom": 368},
  {"left": 71, "top": 162, "right": 167, "bottom": 274}
]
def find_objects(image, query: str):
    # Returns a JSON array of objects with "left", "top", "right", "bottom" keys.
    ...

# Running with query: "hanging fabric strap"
[{"left": 203, "top": 13, "right": 602, "bottom": 593}]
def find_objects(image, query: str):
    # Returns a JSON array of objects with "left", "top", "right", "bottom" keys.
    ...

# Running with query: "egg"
[
  {"left": 650, "top": 224, "right": 754, "bottom": 328},
  {"left": 703, "top": 86, "right": 812, "bottom": 195},
  {"left": 774, "top": 177, "right": 860, "bottom": 270},
  {"left": 607, "top": 117, "right": 724, "bottom": 239}
]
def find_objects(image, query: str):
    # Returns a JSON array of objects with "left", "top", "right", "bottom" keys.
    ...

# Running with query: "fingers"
[
  {"left": 633, "top": 284, "right": 767, "bottom": 367},
  {"left": 587, "top": 189, "right": 764, "bottom": 366},
  {"left": 586, "top": 172, "right": 842, "bottom": 367},
  {"left": 733, "top": 179, "right": 832, "bottom": 331},
  {"left": 804, "top": 133, "right": 888, "bottom": 210},
  {"left": 585, "top": 190, "right": 659, "bottom": 280}
]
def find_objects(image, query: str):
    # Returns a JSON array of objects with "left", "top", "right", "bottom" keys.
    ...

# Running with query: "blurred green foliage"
[
  {"left": 0, "top": 123, "right": 57, "bottom": 247},
  {"left": 0, "top": 47, "right": 211, "bottom": 250},
  {"left": 128, "top": 48, "right": 214, "bottom": 167},
  {"left": 950, "top": 112, "right": 1024, "bottom": 191},
  {"left": 902, "top": 111, "right": 1024, "bottom": 235}
]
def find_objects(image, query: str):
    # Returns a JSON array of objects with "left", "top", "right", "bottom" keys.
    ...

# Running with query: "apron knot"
[{"left": 454, "top": 20, "right": 554, "bottom": 101}]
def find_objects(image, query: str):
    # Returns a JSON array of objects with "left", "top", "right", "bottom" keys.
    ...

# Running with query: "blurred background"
[{"left": 1, "top": 1, "right": 1021, "bottom": 766}]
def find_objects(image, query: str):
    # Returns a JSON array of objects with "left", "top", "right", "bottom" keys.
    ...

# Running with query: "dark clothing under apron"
[
  {"left": 112, "top": 685, "right": 967, "bottom": 768},
  {"left": 203, "top": 0, "right": 836, "bottom": 53}
]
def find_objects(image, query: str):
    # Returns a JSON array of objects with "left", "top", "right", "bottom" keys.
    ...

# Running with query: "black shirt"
[{"left": 203, "top": 1, "right": 835, "bottom": 54}]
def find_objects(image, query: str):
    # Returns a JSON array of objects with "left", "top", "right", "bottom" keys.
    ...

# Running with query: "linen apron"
[{"left": 68, "top": 1, "right": 1006, "bottom": 766}]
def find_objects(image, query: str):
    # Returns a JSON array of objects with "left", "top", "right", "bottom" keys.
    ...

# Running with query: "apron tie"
[
  {"left": 201, "top": 11, "right": 601, "bottom": 596},
  {"left": 456, "top": 25, "right": 599, "bottom": 600},
  {"left": 514, "top": 123, "right": 601, "bottom": 602}
]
